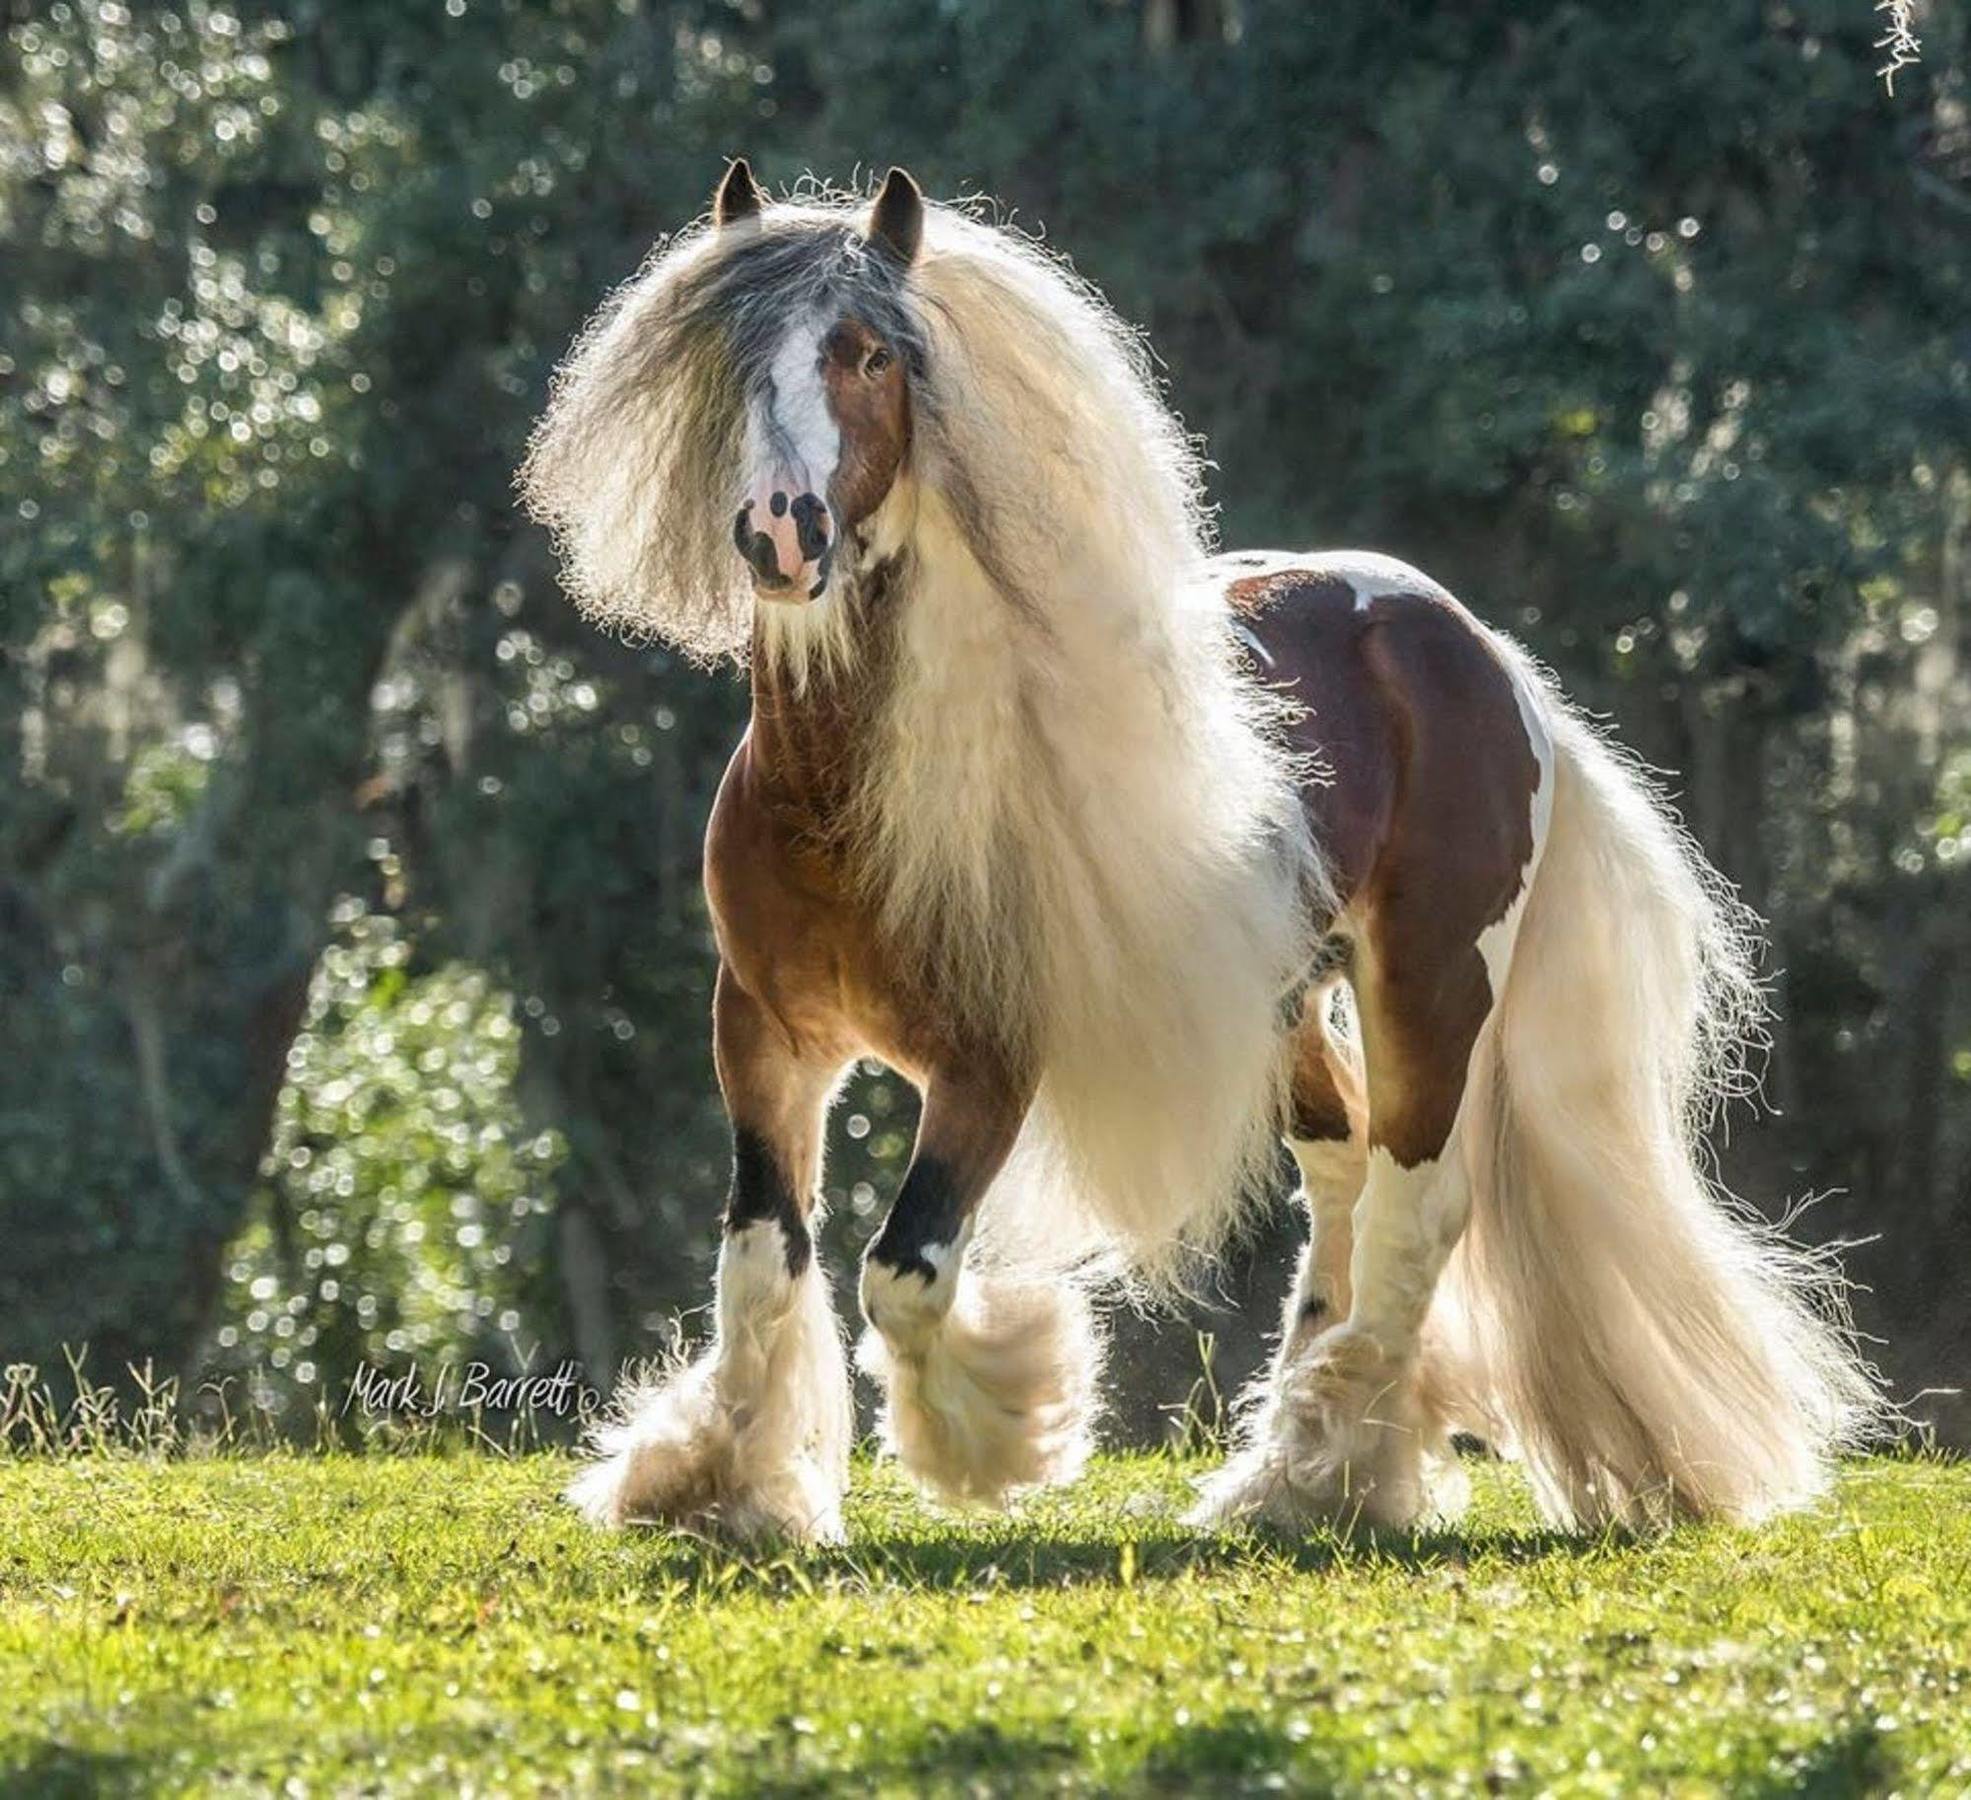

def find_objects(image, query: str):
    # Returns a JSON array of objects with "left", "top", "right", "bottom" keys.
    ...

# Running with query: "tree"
[{"left": 4, "top": 0, "right": 1965, "bottom": 1440}]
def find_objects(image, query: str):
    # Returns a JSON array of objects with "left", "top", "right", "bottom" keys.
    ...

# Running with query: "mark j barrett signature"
[{"left": 340, "top": 1358, "right": 595, "bottom": 1420}]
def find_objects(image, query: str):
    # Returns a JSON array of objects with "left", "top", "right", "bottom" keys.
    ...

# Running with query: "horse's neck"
[
  {"left": 743, "top": 503, "right": 1031, "bottom": 876},
  {"left": 743, "top": 554, "right": 906, "bottom": 831}
]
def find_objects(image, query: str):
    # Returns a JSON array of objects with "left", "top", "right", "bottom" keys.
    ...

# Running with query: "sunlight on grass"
[{"left": 1, "top": 1454, "right": 1966, "bottom": 1795}]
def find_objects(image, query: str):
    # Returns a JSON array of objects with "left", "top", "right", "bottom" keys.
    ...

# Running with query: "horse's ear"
[
  {"left": 867, "top": 166, "right": 923, "bottom": 267},
  {"left": 715, "top": 157, "right": 764, "bottom": 229}
]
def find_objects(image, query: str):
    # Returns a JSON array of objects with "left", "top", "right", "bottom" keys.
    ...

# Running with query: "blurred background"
[{"left": 2, "top": 0, "right": 1966, "bottom": 1447}]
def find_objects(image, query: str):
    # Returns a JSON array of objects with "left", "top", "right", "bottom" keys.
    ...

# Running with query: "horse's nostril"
[
  {"left": 735, "top": 504, "right": 784, "bottom": 581},
  {"left": 790, "top": 492, "right": 831, "bottom": 563}
]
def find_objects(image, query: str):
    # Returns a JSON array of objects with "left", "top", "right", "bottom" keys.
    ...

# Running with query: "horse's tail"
[{"left": 1432, "top": 662, "right": 1884, "bottom": 1526}]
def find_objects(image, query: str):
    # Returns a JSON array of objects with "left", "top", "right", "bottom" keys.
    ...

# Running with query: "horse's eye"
[{"left": 864, "top": 347, "right": 894, "bottom": 377}]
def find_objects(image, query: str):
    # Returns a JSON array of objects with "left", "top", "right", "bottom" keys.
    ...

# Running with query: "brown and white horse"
[{"left": 522, "top": 163, "right": 1878, "bottom": 1542}]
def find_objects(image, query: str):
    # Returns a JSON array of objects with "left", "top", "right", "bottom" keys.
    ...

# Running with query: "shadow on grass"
[
  {"left": 622, "top": 1512, "right": 1615, "bottom": 1597},
  {"left": 1737, "top": 1724, "right": 1895, "bottom": 1798},
  {"left": 1139, "top": 1710, "right": 1352, "bottom": 1791},
  {"left": 0, "top": 1744, "right": 148, "bottom": 1800},
  {"left": 740, "top": 1710, "right": 1351, "bottom": 1798},
  {"left": 741, "top": 1719, "right": 1080, "bottom": 1798}
]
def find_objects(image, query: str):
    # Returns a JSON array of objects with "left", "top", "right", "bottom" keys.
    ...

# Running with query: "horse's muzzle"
[{"left": 734, "top": 480, "right": 834, "bottom": 603}]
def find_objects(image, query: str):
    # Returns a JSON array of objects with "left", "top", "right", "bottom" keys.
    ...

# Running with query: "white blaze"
[{"left": 754, "top": 316, "right": 839, "bottom": 495}]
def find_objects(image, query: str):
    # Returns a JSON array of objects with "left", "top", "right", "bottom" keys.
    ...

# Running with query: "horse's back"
[{"left": 1207, "top": 549, "right": 1549, "bottom": 921}]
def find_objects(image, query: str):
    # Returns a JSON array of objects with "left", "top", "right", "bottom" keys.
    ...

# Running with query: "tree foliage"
[{"left": 3, "top": 0, "right": 1966, "bottom": 1436}]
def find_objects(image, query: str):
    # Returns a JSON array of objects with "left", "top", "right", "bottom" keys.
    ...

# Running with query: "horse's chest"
[{"left": 704, "top": 757, "right": 961, "bottom": 1079}]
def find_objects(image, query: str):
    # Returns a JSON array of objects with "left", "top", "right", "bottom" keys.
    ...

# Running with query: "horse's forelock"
[
  {"left": 681, "top": 218, "right": 928, "bottom": 398},
  {"left": 524, "top": 202, "right": 934, "bottom": 660}
]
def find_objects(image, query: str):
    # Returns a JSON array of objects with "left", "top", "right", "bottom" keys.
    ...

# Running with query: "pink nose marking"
[{"left": 734, "top": 476, "right": 834, "bottom": 600}]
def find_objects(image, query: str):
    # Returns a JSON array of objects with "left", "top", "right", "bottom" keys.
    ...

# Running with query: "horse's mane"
[
  {"left": 524, "top": 185, "right": 1319, "bottom": 1288},
  {"left": 519, "top": 189, "right": 1210, "bottom": 663},
  {"left": 906, "top": 201, "right": 1214, "bottom": 641}
]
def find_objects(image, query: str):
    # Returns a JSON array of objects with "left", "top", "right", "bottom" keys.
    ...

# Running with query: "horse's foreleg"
[
  {"left": 567, "top": 966, "right": 852, "bottom": 1542},
  {"left": 858, "top": 1067, "right": 1097, "bottom": 1506}
]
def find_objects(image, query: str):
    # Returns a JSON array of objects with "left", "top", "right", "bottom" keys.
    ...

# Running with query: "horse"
[{"left": 520, "top": 161, "right": 1879, "bottom": 1543}]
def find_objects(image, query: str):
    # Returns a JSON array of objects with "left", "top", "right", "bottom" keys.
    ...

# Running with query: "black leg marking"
[
  {"left": 724, "top": 1126, "right": 811, "bottom": 1277},
  {"left": 867, "top": 1155, "right": 968, "bottom": 1283}
]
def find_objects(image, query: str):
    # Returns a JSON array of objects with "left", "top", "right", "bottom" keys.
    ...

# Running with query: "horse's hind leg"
[
  {"left": 1195, "top": 931, "right": 1498, "bottom": 1532},
  {"left": 1274, "top": 981, "right": 1367, "bottom": 1366},
  {"left": 566, "top": 966, "right": 853, "bottom": 1543}
]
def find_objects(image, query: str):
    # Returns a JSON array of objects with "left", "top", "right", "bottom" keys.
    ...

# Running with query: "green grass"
[{"left": 1, "top": 1455, "right": 1966, "bottom": 1797}]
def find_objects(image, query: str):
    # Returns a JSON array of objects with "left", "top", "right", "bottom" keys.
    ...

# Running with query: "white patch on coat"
[
  {"left": 1192, "top": 1135, "right": 1472, "bottom": 1534},
  {"left": 857, "top": 1262, "right": 1100, "bottom": 1506},
  {"left": 1201, "top": 548, "right": 1454, "bottom": 613},
  {"left": 564, "top": 1220, "right": 853, "bottom": 1543},
  {"left": 1289, "top": 1136, "right": 1365, "bottom": 1201},
  {"left": 1284, "top": 1142, "right": 1361, "bottom": 1331},
  {"left": 1473, "top": 658, "right": 1556, "bottom": 1001},
  {"left": 918, "top": 1236, "right": 965, "bottom": 1278},
  {"left": 1278, "top": 550, "right": 1455, "bottom": 610},
  {"left": 1341, "top": 554, "right": 1444, "bottom": 610},
  {"left": 860, "top": 1217, "right": 973, "bottom": 1358},
  {"left": 718, "top": 1217, "right": 794, "bottom": 1327},
  {"left": 1348, "top": 1145, "right": 1472, "bottom": 1349}
]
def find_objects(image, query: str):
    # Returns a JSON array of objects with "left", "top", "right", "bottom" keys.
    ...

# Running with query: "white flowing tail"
[{"left": 1433, "top": 670, "right": 1884, "bottom": 1527}]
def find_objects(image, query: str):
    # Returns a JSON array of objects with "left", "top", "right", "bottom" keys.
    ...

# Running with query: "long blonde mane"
[{"left": 524, "top": 189, "right": 1323, "bottom": 1285}]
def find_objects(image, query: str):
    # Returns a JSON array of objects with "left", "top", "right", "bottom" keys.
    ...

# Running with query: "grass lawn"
[{"left": 0, "top": 1453, "right": 1965, "bottom": 1796}]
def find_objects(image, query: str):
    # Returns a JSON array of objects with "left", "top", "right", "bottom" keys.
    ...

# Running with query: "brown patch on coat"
[
  {"left": 1227, "top": 568, "right": 1354, "bottom": 616},
  {"left": 1230, "top": 568, "right": 1398, "bottom": 909},
  {"left": 1287, "top": 997, "right": 1361, "bottom": 1145},
  {"left": 1227, "top": 559, "right": 1542, "bottom": 1170}
]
